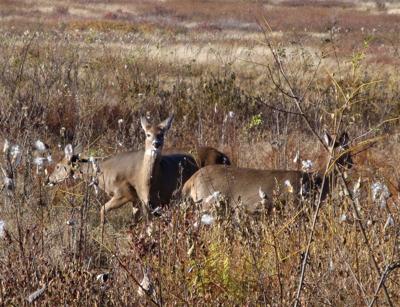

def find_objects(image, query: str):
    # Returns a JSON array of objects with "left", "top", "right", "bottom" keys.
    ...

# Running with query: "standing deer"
[
  {"left": 182, "top": 132, "right": 353, "bottom": 213},
  {"left": 47, "top": 115, "right": 198, "bottom": 223}
]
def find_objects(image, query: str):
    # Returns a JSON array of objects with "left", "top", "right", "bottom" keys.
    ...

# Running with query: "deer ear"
[
  {"left": 159, "top": 115, "right": 174, "bottom": 131},
  {"left": 64, "top": 144, "right": 74, "bottom": 161},
  {"left": 140, "top": 116, "right": 150, "bottom": 132},
  {"left": 323, "top": 131, "right": 333, "bottom": 147},
  {"left": 338, "top": 132, "right": 350, "bottom": 148}
]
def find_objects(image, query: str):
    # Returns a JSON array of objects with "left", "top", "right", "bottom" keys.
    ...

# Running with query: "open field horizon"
[
  {"left": 2, "top": 0, "right": 400, "bottom": 69},
  {"left": 1, "top": 0, "right": 400, "bottom": 305}
]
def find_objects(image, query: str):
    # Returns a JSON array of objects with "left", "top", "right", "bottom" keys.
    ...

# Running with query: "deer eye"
[{"left": 146, "top": 133, "right": 151, "bottom": 138}]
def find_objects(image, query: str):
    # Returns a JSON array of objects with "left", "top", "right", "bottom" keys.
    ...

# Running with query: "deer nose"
[{"left": 152, "top": 140, "right": 162, "bottom": 149}]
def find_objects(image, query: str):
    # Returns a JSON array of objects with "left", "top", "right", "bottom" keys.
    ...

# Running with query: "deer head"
[
  {"left": 141, "top": 115, "right": 174, "bottom": 156},
  {"left": 323, "top": 131, "right": 353, "bottom": 169},
  {"left": 47, "top": 144, "right": 80, "bottom": 186}
]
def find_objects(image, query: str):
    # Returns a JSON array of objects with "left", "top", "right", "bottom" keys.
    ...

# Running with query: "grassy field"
[{"left": 1, "top": 0, "right": 400, "bottom": 305}]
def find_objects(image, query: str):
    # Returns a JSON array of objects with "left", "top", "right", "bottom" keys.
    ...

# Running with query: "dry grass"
[
  {"left": 1, "top": 0, "right": 399, "bottom": 69},
  {"left": 0, "top": 0, "right": 400, "bottom": 305}
]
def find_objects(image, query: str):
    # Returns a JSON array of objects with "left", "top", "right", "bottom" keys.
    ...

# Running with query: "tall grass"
[{"left": 1, "top": 4, "right": 400, "bottom": 304}]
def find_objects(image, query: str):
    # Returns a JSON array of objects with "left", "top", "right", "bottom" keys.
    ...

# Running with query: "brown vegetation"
[{"left": 0, "top": 0, "right": 400, "bottom": 305}]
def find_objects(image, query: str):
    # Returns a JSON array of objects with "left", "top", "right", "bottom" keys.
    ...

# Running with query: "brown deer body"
[
  {"left": 182, "top": 132, "right": 353, "bottom": 212},
  {"left": 48, "top": 116, "right": 231, "bottom": 223},
  {"left": 48, "top": 115, "right": 198, "bottom": 223},
  {"left": 182, "top": 166, "right": 314, "bottom": 212}
]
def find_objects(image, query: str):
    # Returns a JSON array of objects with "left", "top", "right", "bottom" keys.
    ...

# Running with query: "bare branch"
[
  {"left": 338, "top": 168, "right": 394, "bottom": 307},
  {"left": 369, "top": 261, "right": 400, "bottom": 307}
]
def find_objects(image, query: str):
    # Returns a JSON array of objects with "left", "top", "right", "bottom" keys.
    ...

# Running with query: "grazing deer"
[
  {"left": 182, "top": 132, "right": 353, "bottom": 213},
  {"left": 47, "top": 115, "right": 198, "bottom": 223}
]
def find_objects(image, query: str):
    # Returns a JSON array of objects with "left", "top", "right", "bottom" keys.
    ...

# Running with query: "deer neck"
[
  {"left": 73, "top": 160, "right": 100, "bottom": 180},
  {"left": 139, "top": 149, "right": 162, "bottom": 204}
]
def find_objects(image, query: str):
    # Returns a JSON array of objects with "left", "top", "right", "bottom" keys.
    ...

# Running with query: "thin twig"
[
  {"left": 264, "top": 35, "right": 328, "bottom": 151},
  {"left": 256, "top": 97, "right": 303, "bottom": 116},
  {"left": 271, "top": 232, "right": 284, "bottom": 305},
  {"left": 11, "top": 33, "right": 36, "bottom": 100},
  {"left": 257, "top": 20, "right": 332, "bottom": 306},
  {"left": 369, "top": 261, "right": 400, "bottom": 307},
  {"left": 258, "top": 16, "right": 395, "bottom": 305},
  {"left": 336, "top": 239, "right": 369, "bottom": 305},
  {"left": 293, "top": 158, "right": 331, "bottom": 307},
  {"left": 91, "top": 236, "right": 160, "bottom": 306},
  {"left": 338, "top": 168, "right": 394, "bottom": 307}
]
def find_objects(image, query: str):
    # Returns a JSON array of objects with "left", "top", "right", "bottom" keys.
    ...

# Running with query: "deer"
[
  {"left": 194, "top": 146, "right": 231, "bottom": 168},
  {"left": 182, "top": 132, "right": 353, "bottom": 213},
  {"left": 164, "top": 146, "right": 231, "bottom": 168},
  {"left": 47, "top": 115, "right": 199, "bottom": 223}
]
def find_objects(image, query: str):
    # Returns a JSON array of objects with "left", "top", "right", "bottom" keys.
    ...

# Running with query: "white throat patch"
[{"left": 145, "top": 148, "right": 160, "bottom": 157}]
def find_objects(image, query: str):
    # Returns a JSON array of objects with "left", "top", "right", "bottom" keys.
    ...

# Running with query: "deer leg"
[
  {"left": 100, "top": 195, "right": 130, "bottom": 224},
  {"left": 131, "top": 205, "right": 141, "bottom": 223},
  {"left": 141, "top": 201, "right": 150, "bottom": 223}
]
